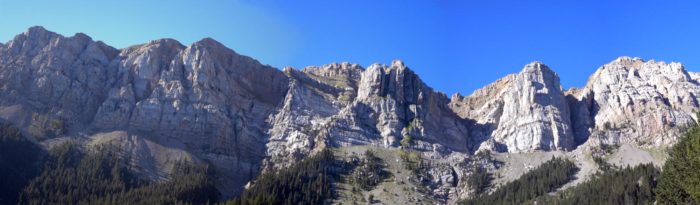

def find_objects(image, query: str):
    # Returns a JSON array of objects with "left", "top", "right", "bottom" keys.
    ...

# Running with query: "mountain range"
[{"left": 1, "top": 26, "right": 698, "bottom": 203}]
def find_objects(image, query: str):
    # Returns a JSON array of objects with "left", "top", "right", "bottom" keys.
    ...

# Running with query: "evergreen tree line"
[
  {"left": 0, "top": 121, "right": 219, "bottom": 205},
  {"left": 460, "top": 157, "right": 578, "bottom": 205},
  {"left": 0, "top": 121, "right": 339, "bottom": 205},
  {"left": 17, "top": 141, "right": 219, "bottom": 205},
  {"left": 222, "top": 149, "right": 337, "bottom": 205},
  {"left": 0, "top": 123, "right": 43, "bottom": 204},
  {"left": 534, "top": 163, "right": 659, "bottom": 205},
  {"left": 656, "top": 117, "right": 700, "bottom": 204}
]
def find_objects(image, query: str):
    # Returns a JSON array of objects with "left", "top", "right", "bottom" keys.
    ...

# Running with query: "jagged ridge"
[{"left": 1, "top": 27, "right": 699, "bottom": 201}]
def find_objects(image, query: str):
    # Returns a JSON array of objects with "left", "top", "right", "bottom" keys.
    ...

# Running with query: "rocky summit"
[{"left": 1, "top": 27, "right": 699, "bottom": 202}]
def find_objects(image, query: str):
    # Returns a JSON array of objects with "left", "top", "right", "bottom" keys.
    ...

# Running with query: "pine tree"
[{"left": 656, "top": 119, "right": 700, "bottom": 204}]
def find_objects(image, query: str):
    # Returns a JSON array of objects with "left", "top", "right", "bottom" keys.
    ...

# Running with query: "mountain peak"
[
  {"left": 137, "top": 38, "right": 186, "bottom": 54},
  {"left": 193, "top": 37, "right": 225, "bottom": 48},
  {"left": 25, "top": 25, "right": 50, "bottom": 35},
  {"left": 391, "top": 59, "right": 405, "bottom": 68},
  {"left": 148, "top": 38, "right": 184, "bottom": 47},
  {"left": 612, "top": 56, "right": 644, "bottom": 63},
  {"left": 518, "top": 61, "right": 562, "bottom": 89},
  {"left": 586, "top": 57, "right": 692, "bottom": 88},
  {"left": 521, "top": 61, "right": 554, "bottom": 74},
  {"left": 71, "top": 32, "right": 94, "bottom": 43},
  {"left": 18, "top": 25, "right": 59, "bottom": 41},
  {"left": 188, "top": 37, "right": 240, "bottom": 58}
]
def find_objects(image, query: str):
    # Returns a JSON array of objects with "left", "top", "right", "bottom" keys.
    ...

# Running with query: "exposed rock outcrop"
[
  {"left": 450, "top": 62, "right": 575, "bottom": 152},
  {"left": 265, "top": 63, "right": 362, "bottom": 168},
  {"left": 0, "top": 26, "right": 118, "bottom": 138},
  {"left": 264, "top": 61, "right": 473, "bottom": 169},
  {"left": 340, "top": 60, "right": 471, "bottom": 152},
  {"left": 570, "top": 57, "right": 700, "bottom": 147}
]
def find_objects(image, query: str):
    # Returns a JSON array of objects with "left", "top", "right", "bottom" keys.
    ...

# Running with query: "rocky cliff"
[
  {"left": 0, "top": 26, "right": 289, "bottom": 195},
  {"left": 1, "top": 27, "right": 699, "bottom": 200},
  {"left": 570, "top": 57, "right": 700, "bottom": 147},
  {"left": 450, "top": 62, "right": 575, "bottom": 153}
]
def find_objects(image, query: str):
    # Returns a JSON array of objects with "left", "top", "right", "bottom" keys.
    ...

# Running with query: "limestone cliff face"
[
  {"left": 450, "top": 62, "right": 575, "bottom": 152},
  {"left": 449, "top": 58, "right": 700, "bottom": 152},
  {"left": 3, "top": 27, "right": 700, "bottom": 199},
  {"left": 0, "top": 27, "right": 289, "bottom": 195},
  {"left": 265, "top": 63, "right": 362, "bottom": 168},
  {"left": 354, "top": 61, "right": 419, "bottom": 146},
  {"left": 570, "top": 57, "right": 700, "bottom": 147},
  {"left": 100, "top": 38, "right": 289, "bottom": 194},
  {"left": 0, "top": 26, "right": 118, "bottom": 138},
  {"left": 264, "top": 61, "right": 472, "bottom": 169},
  {"left": 347, "top": 61, "right": 471, "bottom": 152}
]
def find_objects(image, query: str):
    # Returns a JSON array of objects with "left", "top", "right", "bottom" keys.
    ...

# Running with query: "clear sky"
[{"left": 1, "top": 0, "right": 699, "bottom": 95}]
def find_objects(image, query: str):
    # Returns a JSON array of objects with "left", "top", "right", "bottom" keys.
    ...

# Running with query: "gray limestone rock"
[
  {"left": 571, "top": 57, "right": 700, "bottom": 148},
  {"left": 450, "top": 62, "right": 575, "bottom": 152}
]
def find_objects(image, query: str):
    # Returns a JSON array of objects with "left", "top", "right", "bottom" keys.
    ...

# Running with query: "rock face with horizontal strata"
[
  {"left": 0, "top": 27, "right": 290, "bottom": 195},
  {"left": 0, "top": 26, "right": 118, "bottom": 138}
]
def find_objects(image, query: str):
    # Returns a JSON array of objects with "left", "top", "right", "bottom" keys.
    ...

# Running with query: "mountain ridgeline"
[{"left": 1, "top": 26, "right": 700, "bottom": 204}]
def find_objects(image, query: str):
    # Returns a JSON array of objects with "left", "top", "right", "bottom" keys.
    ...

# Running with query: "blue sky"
[{"left": 1, "top": 0, "right": 699, "bottom": 95}]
